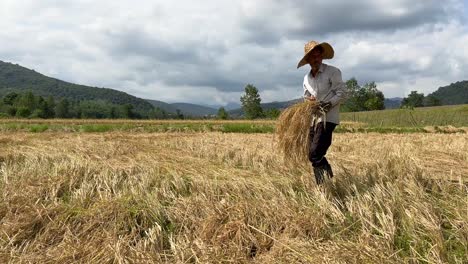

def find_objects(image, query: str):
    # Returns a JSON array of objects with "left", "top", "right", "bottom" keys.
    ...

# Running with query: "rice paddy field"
[
  {"left": 341, "top": 104, "right": 468, "bottom": 127},
  {"left": 0, "top": 104, "right": 467, "bottom": 134},
  {"left": 0, "top": 113, "right": 467, "bottom": 263}
]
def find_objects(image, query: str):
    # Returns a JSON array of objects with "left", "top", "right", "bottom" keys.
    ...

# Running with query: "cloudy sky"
[{"left": 1, "top": 0, "right": 467, "bottom": 106}]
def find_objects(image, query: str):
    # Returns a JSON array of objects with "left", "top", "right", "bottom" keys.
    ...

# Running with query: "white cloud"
[
  {"left": 0, "top": 0, "right": 467, "bottom": 105},
  {"left": 332, "top": 20, "right": 468, "bottom": 97}
]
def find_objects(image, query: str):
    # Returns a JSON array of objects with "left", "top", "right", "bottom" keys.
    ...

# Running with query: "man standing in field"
[{"left": 297, "top": 41, "right": 348, "bottom": 185}]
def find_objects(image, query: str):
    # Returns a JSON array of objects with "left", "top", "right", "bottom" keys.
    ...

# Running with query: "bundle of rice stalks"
[{"left": 276, "top": 100, "right": 325, "bottom": 164}]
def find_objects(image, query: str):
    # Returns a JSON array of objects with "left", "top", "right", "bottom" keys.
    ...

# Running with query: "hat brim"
[{"left": 297, "top": 42, "right": 334, "bottom": 69}]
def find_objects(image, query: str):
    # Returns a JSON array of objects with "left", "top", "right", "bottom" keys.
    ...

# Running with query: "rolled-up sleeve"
[{"left": 328, "top": 69, "right": 348, "bottom": 106}]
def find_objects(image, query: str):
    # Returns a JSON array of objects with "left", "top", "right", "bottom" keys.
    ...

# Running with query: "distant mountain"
[
  {"left": 384, "top": 97, "right": 403, "bottom": 109},
  {"left": 146, "top": 99, "right": 178, "bottom": 114},
  {"left": 204, "top": 102, "right": 241, "bottom": 111},
  {"left": 229, "top": 98, "right": 300, "bottom": 117},
  {"left": 171, "top": 103, "right": 217, "bottom": 116},
  {"left": 225, "top": 102, "right": 242, "bottom": 110},
  {"left": 262, "top": 99, "right": 302, "bottom": 109},
  {"left": 146, "top": 100, "right": 217, "bottom": 117},
  {"left": 0, "top": 60, "right": 154, "bottom": 113},
  {"left": 427, "top": 81, "right": 468, "bottom": 105}
]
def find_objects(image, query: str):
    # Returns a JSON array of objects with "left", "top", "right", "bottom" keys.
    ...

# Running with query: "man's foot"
[
  {"left": 313, "top": 164, "right": 334, "bottom": 185},
  {"left": 313, "top": 166, "right": 325, "bottom": 185},
  {"left": 324, "top": 163, "right": 334, "bottom": 179}
]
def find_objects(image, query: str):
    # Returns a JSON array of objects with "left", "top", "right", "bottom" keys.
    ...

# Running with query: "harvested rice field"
[{"left": 0, "top": 130, "right": 467, "bottom": 263}]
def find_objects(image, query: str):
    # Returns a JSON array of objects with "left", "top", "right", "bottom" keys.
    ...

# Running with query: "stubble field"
[{"left": 0, "top": 127, "right": 467, "bottom": 263}]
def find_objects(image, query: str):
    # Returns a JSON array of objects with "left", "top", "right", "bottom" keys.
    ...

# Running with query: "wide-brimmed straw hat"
[{"left": 297, "top": 41, "right": 334, "bottom": 68}]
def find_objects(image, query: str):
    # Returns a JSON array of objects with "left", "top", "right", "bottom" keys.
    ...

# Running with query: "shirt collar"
[
  {"left": 309, "top": 63, "right": 326, "bottom": 77},
  {"left": 318, "top": 63, "right": 326, "bottom": 73}
]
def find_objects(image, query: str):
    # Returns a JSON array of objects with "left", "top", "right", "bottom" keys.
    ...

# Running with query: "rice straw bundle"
[{"left": 276, "top": 100, "right": 325, "bottom": 164}]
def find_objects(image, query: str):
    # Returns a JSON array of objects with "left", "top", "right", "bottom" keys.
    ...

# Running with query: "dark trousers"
[{"left": 308, "top": 122, "right": 337, "bottom": 167}]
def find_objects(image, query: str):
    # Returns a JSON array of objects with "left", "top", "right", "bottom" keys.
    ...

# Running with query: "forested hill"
[
  {"left": 171, "top": 103, "right": 217, "bottom": 116},
  {"left": 0, "top": 60, "right": 154, "bottom": 113},
  {"left": 146, "top": 99, "right": 178, "bottom": 114},
  {"left": 428, "top": 81, "right": 468, "bottom": 105}
]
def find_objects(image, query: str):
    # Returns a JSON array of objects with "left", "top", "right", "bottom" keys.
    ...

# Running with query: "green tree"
[
  {"left": 149, "top": 107, "right": 167, "bottom": 119},
  {"left": 342, "top": 78, "right": 385, "bottom": 112},
  {"left": 3, "top": 92, "right": 19, "bottom": 105},
  {"left": 121, "top": 104, "right": 134, "bottom": 119},
  {"left": 175, "top": 109, "right": 184, "bottom": 119},
  {"left": 30, "top": 109, "right": 46, "bottom": 119},
  {"left": 17, "top": 91, "right": 36, "bottom": 111},
  {"left": 5, "top": 106, "right": 17, "bottom": 116},
  {"left": 424, "top": 95, "right": 441, "bottom": 107},
  {"left": 157, "top": 107, "right": 167, "bottom": 119},
  {"left": 55, "top": 98, "right": 70, "bottom": 118},
  {"left": 45, "top": 96, "right": 55, "bottom": 118},
  {"left": 16, "top": 107, "right": 31, "bottom": 118},
  {"left": 35, "top": 96, "right": 48, "bottom": 118},
  {"left": 342, "top": 78, "right": 360, "bottom": 111},
  {"left": 217, "top": 107, "right": 229, "bottom": 120},
  {"left": 240, "top": 84, "right": 264, "bottom": 119},
  {"left": 109, "top": 106, "right": 118, "bottom": 118},
  {"left": 362, "top": 82, "right": 385, "bottom": 110},
  {"left": 69, "top": 101, "right": 80, "bottom": 118},
  {"left": 265, "top": 108, "right": 281, "bottom": 119},
  {"left": 401, "top": 91, "right": 424, "bottom": 108},
  {"left": 79, "top": 100, "right": 112, "bottom": 119}
]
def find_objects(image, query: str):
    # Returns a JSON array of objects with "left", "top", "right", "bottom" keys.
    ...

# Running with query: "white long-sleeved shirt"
[{"left": 303, "top": 63, "right": 348, "bottom": 125}]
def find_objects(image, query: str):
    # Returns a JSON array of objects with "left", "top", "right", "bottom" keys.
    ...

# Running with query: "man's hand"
[
  {"left": 304, "top": 95, "right": 316, "bottom": 101},
  {"left": 319, "top": 101, "right": 332, "bottom": 112}
]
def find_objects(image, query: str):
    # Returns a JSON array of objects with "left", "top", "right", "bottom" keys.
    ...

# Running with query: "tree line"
[
  {"left": 237, "top": 78, "right": 452, "bottom": 119},
  {"left": 238, "top": 78, "right": 387, "bottom": 119},
  {"left": 400, "top": 91, "right": 441, "bottom": 108},
  {"left": 0, "top": 91, "right": 184, "bottom": 119},
  {"left": 0, "top": 84, "right": 449, "bottom": 120}
]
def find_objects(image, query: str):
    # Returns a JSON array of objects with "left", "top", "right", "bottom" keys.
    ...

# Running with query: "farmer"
[{"left": 297, "top": 41, "right": 348, "bottom": 185}]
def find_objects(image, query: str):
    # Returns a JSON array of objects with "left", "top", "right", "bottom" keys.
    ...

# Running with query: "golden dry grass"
[{"left": 0, "top": 131, "right": 467, "bottom": 263}]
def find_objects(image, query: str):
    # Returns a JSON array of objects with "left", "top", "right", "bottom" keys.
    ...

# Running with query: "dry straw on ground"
[
  {"left": 0, "top": 131, "right": 466, "bottom": 263},
  {"left": 276, "top": 100, "right": 325, "bottom": 164}
]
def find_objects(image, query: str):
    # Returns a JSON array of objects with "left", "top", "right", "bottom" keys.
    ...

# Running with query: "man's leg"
[{"left": 308, "top": 122, "right": 337, "bottom": 184}]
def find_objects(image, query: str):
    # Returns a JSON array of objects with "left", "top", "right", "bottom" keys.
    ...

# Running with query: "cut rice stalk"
[{"left": 276, "top": 100, "right": 325, "bottom": 164}]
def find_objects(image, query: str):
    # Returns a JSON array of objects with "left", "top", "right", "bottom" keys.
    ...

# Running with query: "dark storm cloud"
[
  {"left": 97, "top": 26, "right": 250, "bottom": 91},
  {"left": 293, "top": 1, "right": 448, "bottom": 34},
  {"left": 240, "top": 0, "right": 455, "bottom": 44},
  {"left": 169, "top": 75, "right": 245, "bottom": 92},
  {"left": 104, "top": 29, "right": 200, "bottom": 63}
]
